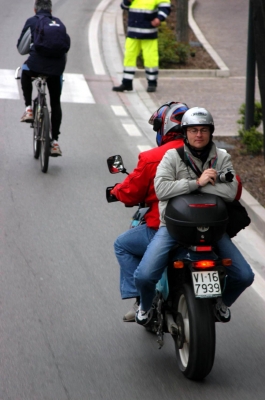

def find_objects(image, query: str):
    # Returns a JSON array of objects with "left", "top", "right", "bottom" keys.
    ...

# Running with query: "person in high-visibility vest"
[{"left": 113, "top": 0, "right": 171, "bottom": 93}]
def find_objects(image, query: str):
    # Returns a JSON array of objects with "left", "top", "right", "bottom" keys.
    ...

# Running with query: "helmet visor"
[{"left": 148, "top": 110, "right": 159, "bottom": 126}]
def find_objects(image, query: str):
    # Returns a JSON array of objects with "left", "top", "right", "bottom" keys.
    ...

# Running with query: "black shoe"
[
  {"left": 147, "top": 86, "right": 156, "bottom": 93},
  {"left": 214, "top": 299, "right": 231, "bottom": 323},
  {"left": 112, "top": 83, "right": 133, "bottom": 92},
  {"left": 135, "top": 307, "right": 154, "bottom": 326}
]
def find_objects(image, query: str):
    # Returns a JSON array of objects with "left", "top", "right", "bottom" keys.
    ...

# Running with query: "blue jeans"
[
  {"left": 134, "top": 227, "right": 255, "bottom": 311},
  {"left": 114, "top": 224, "right": 157, "bottom": 299}
]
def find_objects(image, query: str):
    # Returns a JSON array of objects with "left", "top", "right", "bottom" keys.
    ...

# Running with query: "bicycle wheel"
[
  {"left": 33, "top": 100, "right": 41, "bottom": 159},
  {"left": 40, "top": 107, "right": 51, "bottom": 173}
]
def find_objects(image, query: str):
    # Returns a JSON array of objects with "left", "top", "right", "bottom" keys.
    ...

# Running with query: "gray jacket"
[{"left": 154, "top": 143, "right": 238, "bottom": 226}]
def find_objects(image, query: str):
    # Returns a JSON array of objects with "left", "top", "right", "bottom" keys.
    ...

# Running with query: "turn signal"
[
  {"left": 173, "top": 261, "right": 184, "bottom": 269},
  {"left": 192, "top": 260, "right": 216, "bottom": 269},
  {"left": 222, "top": 258, "right": 232, "bottom": 266}
]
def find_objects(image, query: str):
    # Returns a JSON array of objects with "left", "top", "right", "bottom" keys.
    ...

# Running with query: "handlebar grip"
[{"left": 106, "top": 186, "right": 118, "bottom": 203}]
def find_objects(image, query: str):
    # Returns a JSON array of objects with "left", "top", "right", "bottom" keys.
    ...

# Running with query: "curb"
[
  {"left": 116, "top": 0, "right": 230, "bottom": 78},
  {"left": 241, "top": 189, "right": 265, "bottom": 242}
]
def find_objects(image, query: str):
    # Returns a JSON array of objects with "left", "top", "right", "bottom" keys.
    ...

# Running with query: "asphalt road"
[{"left": 0, "top": 0, "right": 265, "bottom": 399}]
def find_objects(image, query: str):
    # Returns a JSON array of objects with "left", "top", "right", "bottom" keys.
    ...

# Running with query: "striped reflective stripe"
[
  {"left": 130, "top": 8, "right": 158, "bottom": 13},
  {"left": 158, "top": 11, "right": 168, "bottom": 18},
  {"left": 123, "top": 72, "right": 135, "bottom": 80},
  {"left": 145, "top": 74, "right": 157, "bottom": 81},
  {"left": 128, "top": 27, "right": 157, "bottom": 34},
  {"left": 124, "top": 66, "right": 136, "bottom": 72},
  {"left": 145, "top": 67, "right": 159, "bottom": 73}
]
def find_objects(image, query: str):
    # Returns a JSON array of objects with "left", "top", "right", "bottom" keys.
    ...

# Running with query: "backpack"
[{"left": 34, "top": 15, "right": 70, "bottom": 58}]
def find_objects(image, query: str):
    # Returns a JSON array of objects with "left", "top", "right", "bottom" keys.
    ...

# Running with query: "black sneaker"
[
  {"left": 112, "top": 83, "right": 133, "bottom": 92},
  {"left": 147, "top": 86, "right": 156, "bottom": 93},
  {"left": 214, "top": 299, "right": 231, "bottom": 323},
  {"left": 135, "top": 306, "right": 153, "bottom": 326}
]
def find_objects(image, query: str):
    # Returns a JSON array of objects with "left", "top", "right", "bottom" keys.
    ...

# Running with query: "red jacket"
[{"left": 111, "top": 139, "right": 184, "bottom": 229}]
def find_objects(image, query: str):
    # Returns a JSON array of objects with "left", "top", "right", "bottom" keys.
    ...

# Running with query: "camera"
[{"left": 217, "top": 168, "right": 234, "bottom": 183}]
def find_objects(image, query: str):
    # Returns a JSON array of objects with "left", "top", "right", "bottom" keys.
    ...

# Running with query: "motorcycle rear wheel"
[{"left": 173, "top": 284, "right": 216, "bottom": 380}]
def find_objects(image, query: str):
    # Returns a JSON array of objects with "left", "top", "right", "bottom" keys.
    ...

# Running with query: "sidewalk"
[
  {"left": 114, "top": 0, "right": 260, "bottom": 138},
  {"left": 102, "top": 0, "right": 265, "bottom": 245}
]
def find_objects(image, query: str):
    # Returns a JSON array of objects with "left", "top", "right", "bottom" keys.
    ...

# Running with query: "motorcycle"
[{"left": 106, "top": 154, "right": 232, "bottom": 381}]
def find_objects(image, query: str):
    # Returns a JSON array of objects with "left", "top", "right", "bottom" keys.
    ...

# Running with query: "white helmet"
[{"left": 181, "top": 107, "right": 215, "bottom": 134}]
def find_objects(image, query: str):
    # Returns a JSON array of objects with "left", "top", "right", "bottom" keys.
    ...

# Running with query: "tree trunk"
[
  {"left": 251, "top": 0, "right": 265, "bottom": 154},
  {"left": 176, "top": 0, "right": 189, "bottom": 43},
  {"left": 245, "top": 0, "right": 255, "bottom": 130}
]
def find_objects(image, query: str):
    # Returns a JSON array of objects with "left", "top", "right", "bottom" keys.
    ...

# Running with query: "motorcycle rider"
[
  {"left": 111, "top": 102, "right": 189, "bottom": 321},
  {"left": 134, "top": 107, "right": 254, "bottom": 325}
]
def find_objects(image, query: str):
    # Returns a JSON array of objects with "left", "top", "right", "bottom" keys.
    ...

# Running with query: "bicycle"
[{"left": 15, "top": 67, "right": 51, "bottom": 173}]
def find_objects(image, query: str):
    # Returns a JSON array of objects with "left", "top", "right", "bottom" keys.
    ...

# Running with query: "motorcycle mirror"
[{"left": 107, "top": 155, "right": 127, "bottom": 174}]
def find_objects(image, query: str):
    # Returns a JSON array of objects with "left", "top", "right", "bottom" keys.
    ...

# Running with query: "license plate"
[{"left": 192, "top": 271, "right": 221, "bottom": 298}]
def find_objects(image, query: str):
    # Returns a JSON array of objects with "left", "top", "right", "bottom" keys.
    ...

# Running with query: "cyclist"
[{"left": 17, "top": 0, "right": 70, "bottom": 156}]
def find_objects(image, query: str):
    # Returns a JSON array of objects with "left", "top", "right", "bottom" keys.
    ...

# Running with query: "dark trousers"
[{"left": 21, "top": 69, "right": 62, "bottom": 140}]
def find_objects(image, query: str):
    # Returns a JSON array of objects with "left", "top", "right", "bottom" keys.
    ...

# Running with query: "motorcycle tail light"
[
  {"left": 173, "top": 261, "right": 184, "bottom": 269},
  {"left": 222, "top": 258, "right": 232, "bottom": 266},
  {"left": 192, "top": 260, "right": 216, "bottom": 269}
]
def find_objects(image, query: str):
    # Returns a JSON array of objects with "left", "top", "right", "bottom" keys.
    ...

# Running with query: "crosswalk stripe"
[
  {"left": 0, "top": 69, "right": 20, "bottom": 100},
  {"left": 111, "top": 105, "right": 128, "bottom": 116},
  {"left": 0, "top": 70, "right": 95, "bottom": 104},
  {"left": 61, "top": 73, "right": 95, "bottom": 104},
  {"left": 122, "top": 123, "right": 142, "bottom": 137}
]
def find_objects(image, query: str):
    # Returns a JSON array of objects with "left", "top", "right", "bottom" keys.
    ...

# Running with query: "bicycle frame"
[{"left": 35, "top": 76, "right": 47, "bottom": 105}]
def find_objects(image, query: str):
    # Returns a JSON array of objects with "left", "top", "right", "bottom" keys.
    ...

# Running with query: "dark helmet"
[
  {"left": 148, "top": 101, "right": 189, "bottom": 146},
  {"left": 181, "top": 107, "right": 215, "bottom": 134}
]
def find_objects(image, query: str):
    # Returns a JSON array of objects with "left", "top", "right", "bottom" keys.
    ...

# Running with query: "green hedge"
[{"left": 237, "top": 101, "right": 263, "bottom": 155}]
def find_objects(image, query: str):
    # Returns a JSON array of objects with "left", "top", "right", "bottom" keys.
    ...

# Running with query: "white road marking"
[
  {"left": 122, "top": 124, "right": 142, "bottom": 137},
  {"left": 137, "top": 145, "right": 152, "bottom": 152},
  {"left": 88, "top": 0, "right": 110, "bottom": 75},
  {"left": 61, "top": 73, "right": 95, "bottom": 104},
  {"left": 250, "top": 266, "right": 265, "bottom": 303},
  {"left": 0, "top": 70, "right": 95, "bottom": 104},
  {"left": 111, "top": 105, "right": 128, "bottom": 116},
  {"left": 0, "top": 69, "right": 20, "bottom": 100},
  {"left": 233, "top": 228, "right": 265, "bottom": 304}
]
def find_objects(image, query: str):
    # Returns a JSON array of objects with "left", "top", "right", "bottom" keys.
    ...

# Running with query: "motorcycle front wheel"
[{"left": 173, "top": 284, "right": 216, "bottom": 380}]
